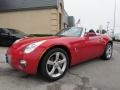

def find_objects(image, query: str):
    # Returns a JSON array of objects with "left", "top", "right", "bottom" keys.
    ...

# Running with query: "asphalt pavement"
[
  {"left": 0, "top": 47, "right": 7, "bottom": 63},
  {"left": 0, "top": 42, "right": 120, "bottom": 90}
]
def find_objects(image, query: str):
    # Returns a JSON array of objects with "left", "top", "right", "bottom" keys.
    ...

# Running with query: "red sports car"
[{"left": 6, "top": 27, "right": 113, "bottom": 81}]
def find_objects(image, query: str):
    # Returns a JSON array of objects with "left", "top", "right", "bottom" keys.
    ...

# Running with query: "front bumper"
[{"left": 6, "top": 46, "right": 46, "bottom": 74}]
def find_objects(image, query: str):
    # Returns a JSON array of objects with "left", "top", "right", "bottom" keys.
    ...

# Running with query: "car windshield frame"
[{"left": 56, "top": 27, "right": 83, "bottom": 37}]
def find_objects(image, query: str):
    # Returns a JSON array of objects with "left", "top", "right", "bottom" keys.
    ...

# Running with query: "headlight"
[{"left": 24, "top": 40, "right": 47, "bottom": 54}]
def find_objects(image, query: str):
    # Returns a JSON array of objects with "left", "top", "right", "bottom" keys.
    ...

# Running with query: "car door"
[
  {"left": 75, "top": 33, "right": 105, "bottom": 63},
  {"left": 0, "top": 29, "right": 9, "bottom": 45},
  {"left": 0, "top": 29, "right": 14, "bottom": 46},
  {"left": 7, "top": 29, "right": 18, "bottom": 42},
  {"left": 83, "top": 35, "right": 104, "bottom": 61}
]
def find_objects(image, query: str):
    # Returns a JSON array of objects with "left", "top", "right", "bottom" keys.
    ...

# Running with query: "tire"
[
  {"left": 0, "top": 40, "right": 13, "bottom": 47},
  {"left": 40, "top": 48, "right": 69, "bottom": 81},
  {"left": 102, "top": 43, "right": 113, "bottom": 60}
]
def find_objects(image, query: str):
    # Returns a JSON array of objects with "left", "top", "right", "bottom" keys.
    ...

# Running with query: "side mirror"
[{"left": 85, "top": 32, "right": 96, "bottom": 37}]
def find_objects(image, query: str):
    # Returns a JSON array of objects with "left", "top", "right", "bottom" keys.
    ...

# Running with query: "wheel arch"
[
  {"left": 103, "top": 40, "right": 113, "bottom": 52},
  {"left": 107, "top": 40, "right": 113, "bottom": 46},
  {"left": 101, "top": 40, "right": 113, "bottom": 60},
  {"left": 37, "top": 45, "right": 71, "bottom": 73}
]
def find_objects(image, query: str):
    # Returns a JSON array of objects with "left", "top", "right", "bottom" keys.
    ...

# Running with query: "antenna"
[{"left": 113, "top": 0, "right": 116, "bottom": 36}]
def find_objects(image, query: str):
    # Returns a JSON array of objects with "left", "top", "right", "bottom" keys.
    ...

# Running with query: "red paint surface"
[{"left": 7, "top": 35, "right": 112, "bottom": 74}]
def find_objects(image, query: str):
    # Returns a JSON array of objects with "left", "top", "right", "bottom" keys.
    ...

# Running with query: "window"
[
  {"left": 56, "top": 27, "right": 83, "bottom": 37},
  {"left": 7, "top": 29, "right": 26, "bottom": 35},
  {"left": 0, "top": 29, "right": 6, "bottom": 33}
]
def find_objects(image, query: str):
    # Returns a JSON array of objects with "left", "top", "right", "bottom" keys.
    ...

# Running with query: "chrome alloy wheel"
[
  {"left": 46, "top": 52, "right": 67, "bottom": 78},
  {"left": 106, "top": 44, "right": 112, "bottom": 59}
]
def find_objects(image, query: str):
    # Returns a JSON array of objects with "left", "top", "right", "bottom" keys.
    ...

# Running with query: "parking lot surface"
[
  {"left": 0, "top": 47, "right": 7, "bottom": 63},
  {"left": 0, "top": 42, "right": 120, "bottom": 90}
]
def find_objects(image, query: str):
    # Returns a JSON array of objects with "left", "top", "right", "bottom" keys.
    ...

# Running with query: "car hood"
[
  {"left": 20, "top": 36, "right": 61, "bottom": 43},
  {"left": 12, "top": 36, "right": 63, "bottom": 48},
  {"left": 11, "top": 36, "right": 83, "bottom": 50}
]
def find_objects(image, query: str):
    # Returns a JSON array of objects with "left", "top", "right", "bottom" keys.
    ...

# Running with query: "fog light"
[{"left": 20, "top": 60, "right": 27, "bottom": 67}]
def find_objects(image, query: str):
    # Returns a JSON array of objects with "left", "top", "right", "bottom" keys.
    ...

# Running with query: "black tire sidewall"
[
  {"left": 40, "top": 48, "right": 69, "bottom": 81},
  {"left": 103, "top": 43, "right": 113, "bottom": 60}
]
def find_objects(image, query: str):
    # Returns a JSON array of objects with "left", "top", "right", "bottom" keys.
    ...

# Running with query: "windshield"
[
  {"left": 56, "top": 27, "right": 83, "bottom": 37},
  {"left": 7, "top": 29, "right": 26, "bottom": 35}
]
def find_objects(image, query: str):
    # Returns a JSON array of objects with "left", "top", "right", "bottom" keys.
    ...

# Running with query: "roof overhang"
[{"left": 0, "top": 0, "right": 58, "bottom": 12}]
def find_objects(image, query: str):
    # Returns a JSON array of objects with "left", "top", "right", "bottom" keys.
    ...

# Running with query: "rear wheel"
[
  {"left": 102, "top": 43, "right": 113, "bottom": 60},
  {"left": 40, "top": 48, "right": 69, "bottom": 81}
]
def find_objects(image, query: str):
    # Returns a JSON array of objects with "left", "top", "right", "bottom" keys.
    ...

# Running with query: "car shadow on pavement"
[
  {"left": 0, "top": 63, "right": 47, "bottom": 84},
  {"left": 0, "top": 58, "right": 105, "bottom": 82},
  {"left": 0, "top": 57, "right": 113, "bottom": 80},
  {"left": 0, "top": 59, "right": 103, "bottom": 90}
]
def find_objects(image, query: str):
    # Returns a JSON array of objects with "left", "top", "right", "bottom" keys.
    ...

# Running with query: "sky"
[{"left": 64, "top": 0, "right": 120, "bottom": 33}]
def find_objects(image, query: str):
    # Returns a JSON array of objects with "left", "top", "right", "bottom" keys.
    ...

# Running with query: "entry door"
[
  {"left": 83, "top": 35, "right": 104, "bottom": 60},
  {"left": 73, "top": 35, "right": 104, "bottom": 64}
]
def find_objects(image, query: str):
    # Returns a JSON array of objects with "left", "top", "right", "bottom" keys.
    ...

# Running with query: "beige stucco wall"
[
  {"left": 0, "top": 9, "right": 61, "bottom": 34},
  {"left": 0, "top": 0, "right": 64, "bottom": 34}
]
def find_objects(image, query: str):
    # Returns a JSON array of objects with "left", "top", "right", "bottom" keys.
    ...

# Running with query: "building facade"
[
  {"left": 0, "top": 0, "right": 74, "bottom": 34},
  {"left": 64, "top": 11, "right": 75, "bottom": 28}
]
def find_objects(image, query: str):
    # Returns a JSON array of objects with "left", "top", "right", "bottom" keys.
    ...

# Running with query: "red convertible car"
[{"left": 6, "top": 27, "right": 113, "bottom": 81}]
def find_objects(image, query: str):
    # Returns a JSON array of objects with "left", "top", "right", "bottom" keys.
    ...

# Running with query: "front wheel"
[
  {"left": 102, "top": 43, "right": 113, "bottom": 60},
  {"left": 40, "top": 48, "right": 69, "bottom": 81}
]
